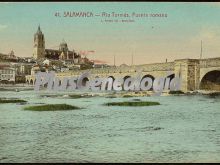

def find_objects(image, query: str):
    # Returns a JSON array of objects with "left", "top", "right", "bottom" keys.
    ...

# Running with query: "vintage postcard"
[{"left": 0, "top": 1, "right": 220, "bottom": 163}]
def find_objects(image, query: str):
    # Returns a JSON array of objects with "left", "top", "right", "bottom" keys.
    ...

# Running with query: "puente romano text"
[{"left": 26, "top": 57, "right": 220, "bottom": 92}]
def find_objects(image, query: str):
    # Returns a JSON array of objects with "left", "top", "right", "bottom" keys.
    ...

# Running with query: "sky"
[{"left": 1, "top": 2, "right": 220, "bottom": 65}]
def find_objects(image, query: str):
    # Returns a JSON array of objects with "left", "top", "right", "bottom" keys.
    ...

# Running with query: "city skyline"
[{"left": 1, "top": 2, "right": 220, "bottom": 65}]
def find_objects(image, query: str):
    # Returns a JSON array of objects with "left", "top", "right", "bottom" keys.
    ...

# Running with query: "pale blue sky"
[{"left": 1, "top": 2, "right": 220, "bottom": 65}]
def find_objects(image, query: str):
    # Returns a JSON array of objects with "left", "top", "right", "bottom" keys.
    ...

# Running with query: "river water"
[{"left": 0, "top": 90, "right": 220, "bottom": 163}]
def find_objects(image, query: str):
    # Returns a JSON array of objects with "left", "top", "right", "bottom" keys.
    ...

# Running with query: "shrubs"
[
  {"left": 0, "top": 98, "right": 27, "bottom": 104},
  {"left": 24, "top": 104, "right": 80, "bottom": 111},
  {"left": 168, "top": 90, "right": 184, "bottom": 94},
  {"left": 104, "top": 101, "right": 160, "bottom": 106},
  {"left": 123, "top": 95, "right": 134, "bottom": 98},
  {"left": 69, "top": 94, "right": 92, "bottom": 99}
]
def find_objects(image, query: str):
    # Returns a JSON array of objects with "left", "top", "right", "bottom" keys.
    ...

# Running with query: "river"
[{"left": 0, "top": 90, "right": 220, "bottom": 162}]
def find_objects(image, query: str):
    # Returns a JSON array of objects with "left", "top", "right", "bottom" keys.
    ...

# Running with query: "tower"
[
  {"left": 33, "top": 25, "right": 45, "bottom": 59},
  {"left": 59, "top": 39, "right": 68, "bottom": 60}
]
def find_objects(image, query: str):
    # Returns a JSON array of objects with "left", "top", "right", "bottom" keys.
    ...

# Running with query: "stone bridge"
[{"left": 26, "top": 57, "right": 220, "bottom": 92}]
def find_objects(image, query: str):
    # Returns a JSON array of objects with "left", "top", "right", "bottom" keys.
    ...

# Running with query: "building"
[
  {"left": 33, "top": 26, "right": 93, "bottom": 68},
  {"left": 0, "top": 64, "right": 16, "bottom": 83},
  {"left": 11, "top": 63, "right": 32, "bottom": 76},
  {"left": 8, "top": 50, "right": 16, "bottom": 59},
  {"left": 0, "top": 50, "right": 18, "bottom": 62},
  {"left": 0, "top": 62, "right": 33, "bottom": 84}
]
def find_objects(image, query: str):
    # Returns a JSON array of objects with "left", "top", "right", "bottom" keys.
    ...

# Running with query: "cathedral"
[{"left": 33, "top": 26, "right": 86, "bottom": 64}]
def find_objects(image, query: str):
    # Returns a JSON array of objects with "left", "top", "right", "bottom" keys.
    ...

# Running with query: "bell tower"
[{"left": 33, "top": 25, "right": 45, "bottom": 59}]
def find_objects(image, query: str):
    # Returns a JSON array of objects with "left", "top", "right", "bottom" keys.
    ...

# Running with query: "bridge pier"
[{"left": 174, "top": 59, "right": 200, "bottom": 92}]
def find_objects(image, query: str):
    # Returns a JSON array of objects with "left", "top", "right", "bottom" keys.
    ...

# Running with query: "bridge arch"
[
  {"left": 82, "top": 77, "right": 89, "bottom": 86},
  {"left": 141, "top": 74, "right": 155, "bottom": 91},
  {"left": 99, "top": 76, "right": 115, "bottom": 91},
  {"left": 30, "top": 79, "right": 34, "bottom": 85},
  {"left": 108, "top": 76, "right": 115, "bottom": 81},
  {"left": 123, "top": 75, "right": 131, "bottom": 84},
  {"left": 199, "top": 70, "right": 220, "bottom": 91},
  {"left": 166, "top": 73, "right": 175, "bottom": 90},
  {"left": 123, "top": 75, "right": 131, "bottom": 80},
  {"left": 141, "top": 74, "right": 155, "bottom": 80},
  {"left": 123, "top": 75, "right": 132, "bottom": 90}
]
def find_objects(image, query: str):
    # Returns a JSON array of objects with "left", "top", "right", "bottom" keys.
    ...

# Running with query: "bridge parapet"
[
  {"left": 136, "top": 62, "right": 174, "bottom": 72},
  {"left": 80, "top": 62, "right": 175, "bottom": 75},
  {"left": 200, "top": 57, "right": 220, "bottom": 68}
]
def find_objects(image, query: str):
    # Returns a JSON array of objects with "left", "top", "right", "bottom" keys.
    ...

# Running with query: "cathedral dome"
[
  {"left": 59, "top": 40, "right": 68, "bottom": 52},
  {"left": 60, "top": 41, "right": 67, "bottom": 47}
]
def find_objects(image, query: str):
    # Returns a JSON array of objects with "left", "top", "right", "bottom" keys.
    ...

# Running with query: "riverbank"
[
  {"left": 0, "top": 84, "right": 220, "bottom": 97},
  {"left": 0, "top": 84, "right": 34, "bottom": 91}
]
